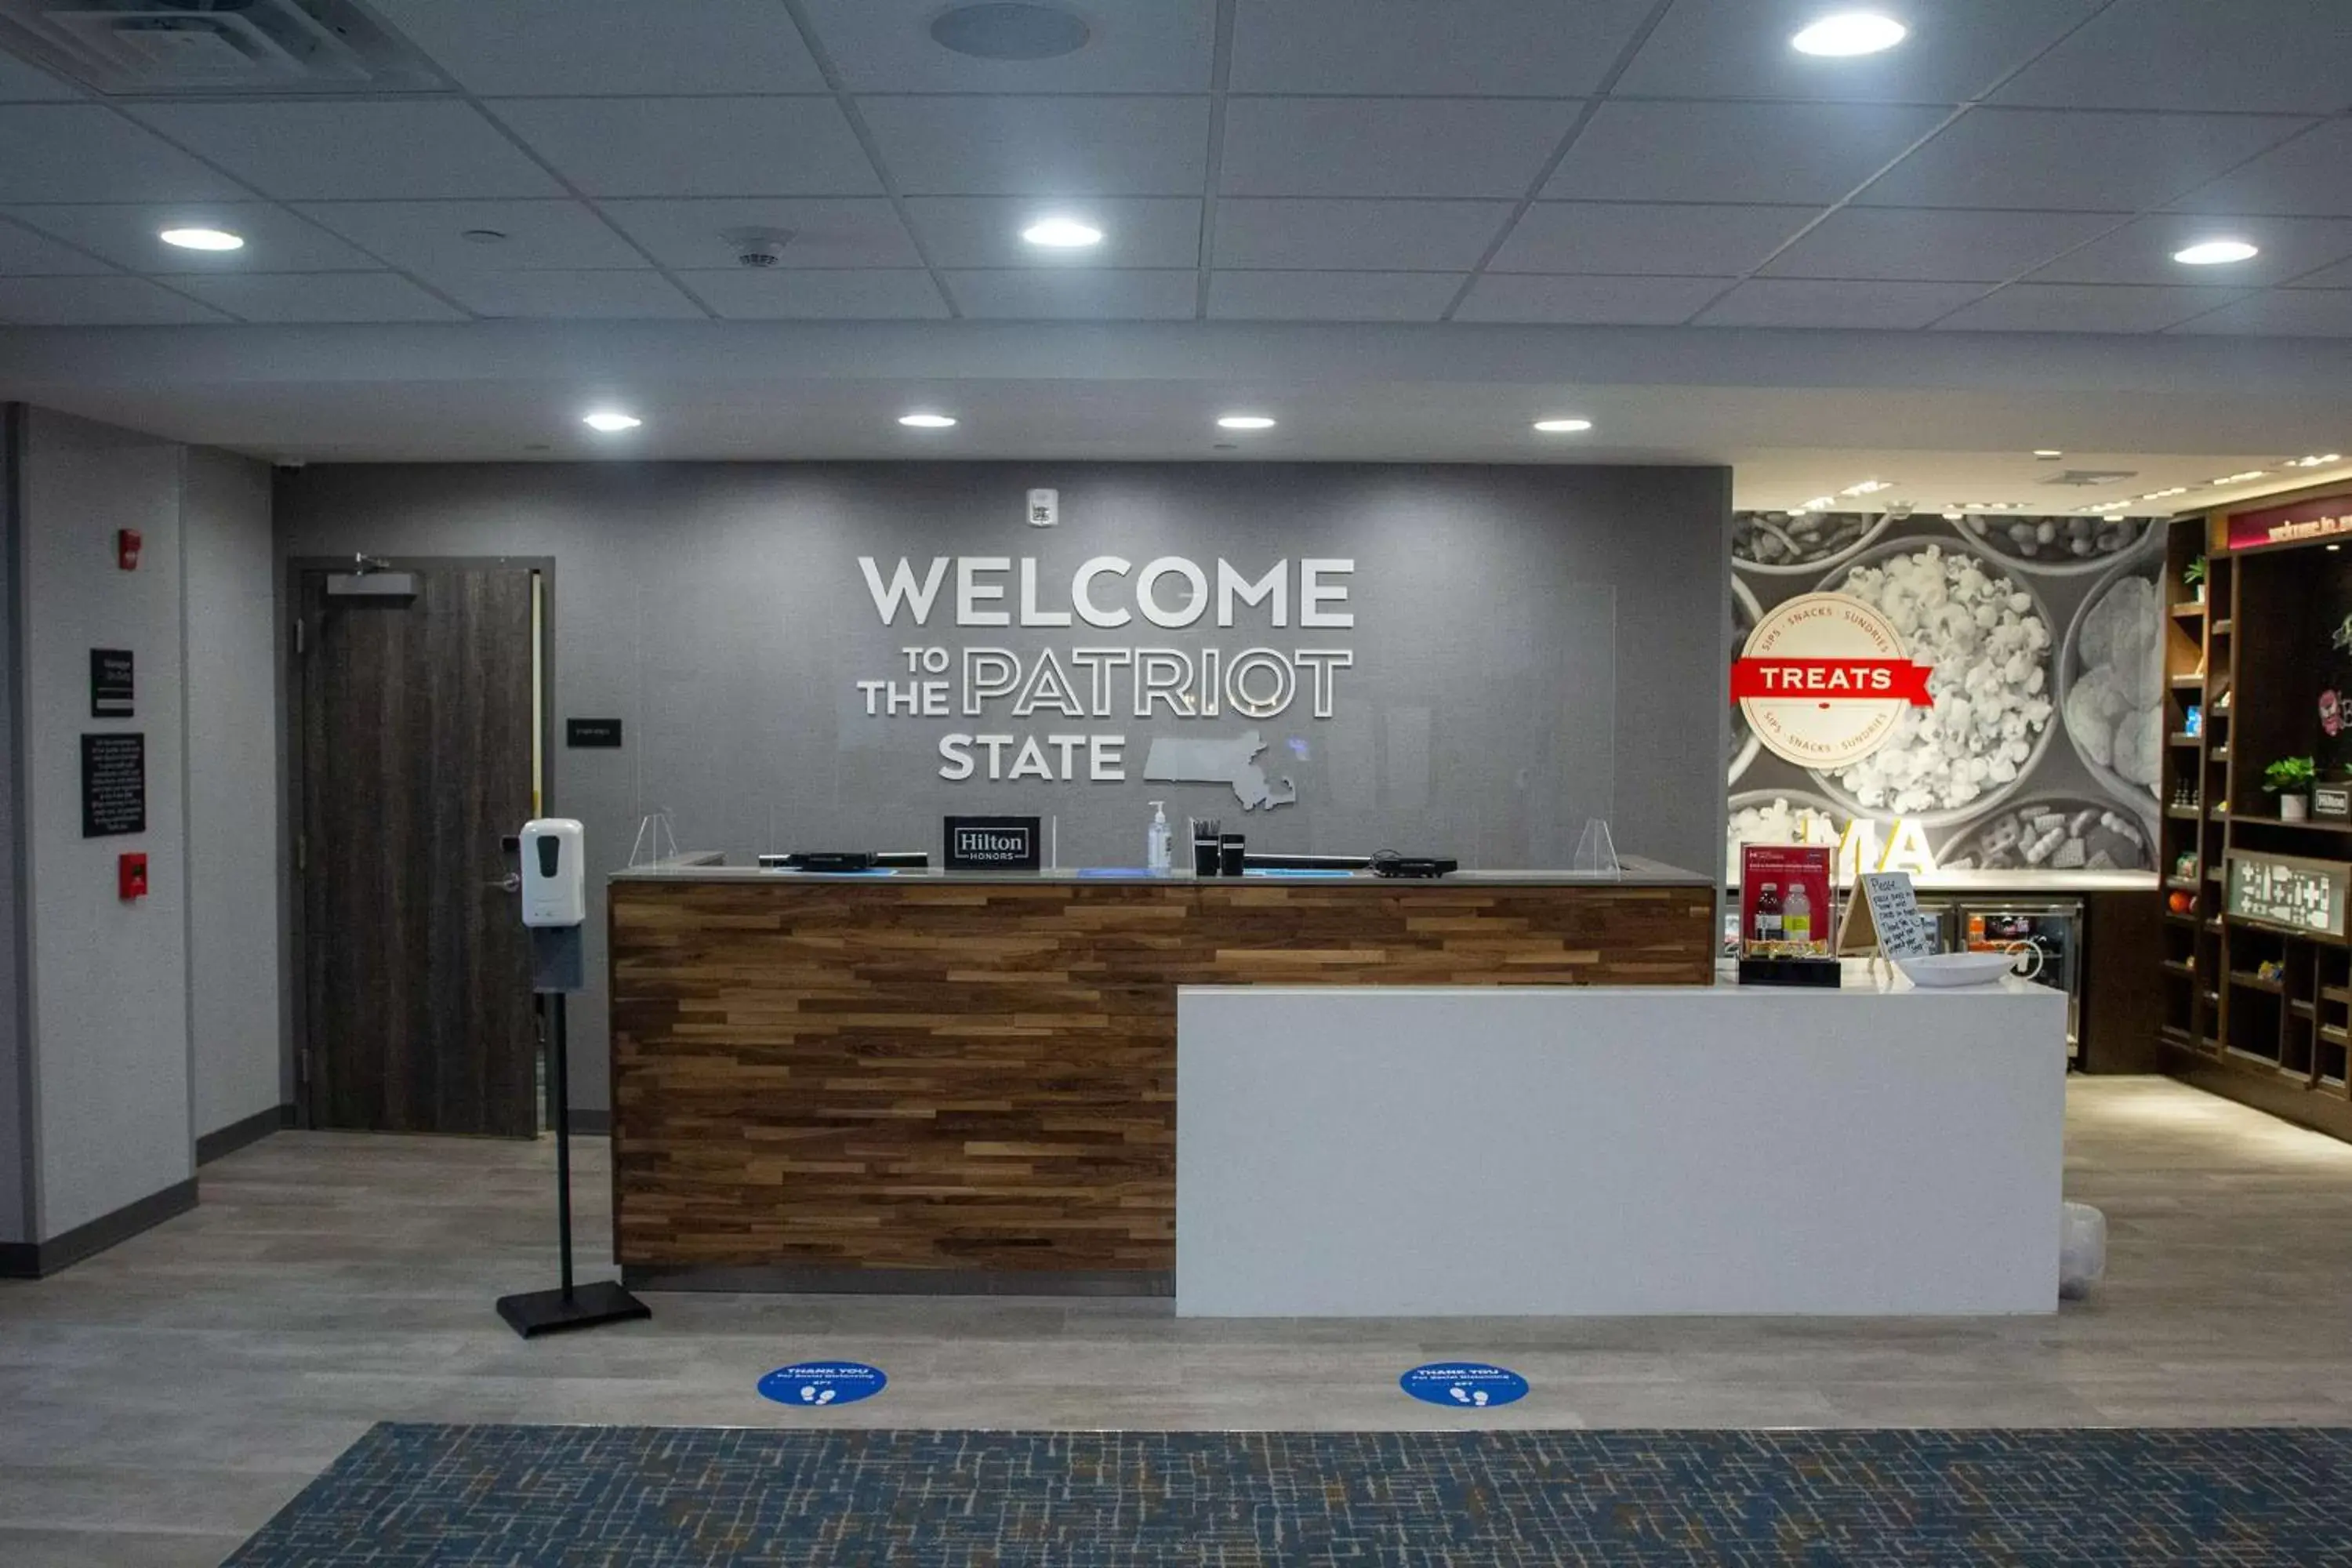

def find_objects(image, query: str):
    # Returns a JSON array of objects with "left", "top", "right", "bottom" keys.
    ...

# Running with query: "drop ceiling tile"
[
  {"left": 1997, "top": 1, "right": 2352, "bottom": 114},
  {"left": 0, "top": 217, "right": 114, "bottom": 275},
  {"left": 797, "top": 0, "right": 1214, "bottom": 91},
  {"left": 1452, "top": 274, "right": 1730, "bottom": 325},
  {"left": 1762, "top": 208, "right": 2122, "bottom": 283},
  {"left": 1695, "top": 278, "right": 1992, "bottom": 329},
  {"left": 946, "top": 269, "right": 1197, "bottom": 320},
  {"left": 2027, "top": 213, "right": 2352, "bottom": 286},
  {"left": 430, "top": 269, "right": 705, "bottom": 319},
  {"left": 1207, "top": 270, "right": 1461, "bottom": 321},
  {"left": 1230, "top": 0, "right": 1657, "bottom": 95},
  {"left": 11, "top": 201, "right": 380, "bottom": 273},
  {"left": 1492, "top": 203, "right": 1818, "bottom": 276},
  {"left": 901, "top": 197, "right": 1199, "bottom": 268},
  {"left": 492, "top": 97, "right": 878, "bottom": 198},
  {"left": 1857, "top": 109, "right": 2313, "bottom": 212},
  {"left": 2172, "top": 122, "right": 2352, "bottom": 217},
  {"left": 1613, "top": 0, "right": 2101, "bottom": 102},
  {"left": 0, "top": 51, "right": 76, "bottom": 100},
  {"left": 679, "top": 268, "right": 948, "bottom": 320},
  {"left": 167, "top": 272, "right": 465, "bottom": 323},
  {"left": 1544, "top": 101, "right": 1950, "bottom": 206},
  {"left": 857, "top": 97, "right": 1207, "bottom": 196},
  {"left": 366, "top": 0, "right": 826, "bottom": 94},
  {"left": 294, "top": 200, "right": 648, "bottom": 277},
  {"left": 1220, "top": 98, "right": 1579, "bottom": 198},
  {"left": 599, "top": 198, "right": 919, "bottom": 270},
  {"left": 1213, "top": 198, "right": 1515, "bottom": 270},
  {"left": 0, "top": 106, "right": 250, "bottom": 203},
  {"left": 2288, "top": 257, "right": 2352, "bottom": 289},
  {"left": 127, "top": 100, "right": 561, "bottom": 201},
  {"left": 0, "top": 276, "right": 226, "bottom": 325},
  {"left": 1933, "top": 283, "right": 2254, "bottom": 333},
  {"left": 2170, "top": 289, "right": 2352, "bottom": 336}
]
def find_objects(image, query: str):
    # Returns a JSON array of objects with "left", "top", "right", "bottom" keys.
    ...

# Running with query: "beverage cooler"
[{"left": 1950, "top": 899, "right": 2086, "bottom": 1062}]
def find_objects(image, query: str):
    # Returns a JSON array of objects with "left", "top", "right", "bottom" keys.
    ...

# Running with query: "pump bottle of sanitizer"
[{"left": 1146, "top": 800, "right": 1171, "bottom": 873}]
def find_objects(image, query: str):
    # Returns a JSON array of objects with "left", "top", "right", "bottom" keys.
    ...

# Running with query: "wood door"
[{"left": 298, "top": 565, "right": 539, "bottom": 1136}]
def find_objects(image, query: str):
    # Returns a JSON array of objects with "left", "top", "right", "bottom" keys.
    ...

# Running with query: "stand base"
[{"left": 496, "top": 1279, "right": 651, "bottom": 1338}]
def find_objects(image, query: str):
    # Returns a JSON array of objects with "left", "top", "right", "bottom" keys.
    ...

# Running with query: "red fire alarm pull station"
[
  {"left": 118, "top": 852, "right": 147, "bottom": 901},
  {"left": 117, "top": 529, "right": 142, "bottom": 571}
]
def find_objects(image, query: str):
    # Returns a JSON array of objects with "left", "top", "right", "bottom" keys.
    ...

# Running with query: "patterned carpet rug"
[{"left": 225, "top": 1423, "right": 2352, "bottom": 1565}]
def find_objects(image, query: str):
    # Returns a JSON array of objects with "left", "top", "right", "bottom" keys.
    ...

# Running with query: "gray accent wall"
[
  {"left": 183, "top": 448, "right": 282, "bottom": 1143},
  {"left": 280, "top": 460, "right": 1733, "bottom": 1112}
]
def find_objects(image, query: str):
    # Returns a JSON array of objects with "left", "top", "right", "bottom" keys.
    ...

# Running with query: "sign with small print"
[
  {"left": 565, "top": 717, "right": 623, "bottom": 749},
  {"left": 89, "top": 648, "right": 133, "bottom": 719},
  {"left": 81, "top": 732, "right": 145, "bottom": 837},
  {"left": 2314, "top": 782, "right": 2350, "bottom": 822}
]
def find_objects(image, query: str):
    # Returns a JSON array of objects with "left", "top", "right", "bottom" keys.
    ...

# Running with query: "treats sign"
[{"left": 1733, "top": 593, "right": 1935, "bottom": 768}]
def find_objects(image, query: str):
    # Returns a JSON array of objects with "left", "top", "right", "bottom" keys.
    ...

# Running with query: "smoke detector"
[
  {"left": 722, "top": 227, "right": 793, "bottom": 270},
  {"left": 0, "top": 0, "right": 443, "bottom": 94}
]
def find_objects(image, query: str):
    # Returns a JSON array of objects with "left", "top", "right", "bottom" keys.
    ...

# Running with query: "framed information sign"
[{"left": 2225, "top": 850, "right": 2349, "bottom": 939}]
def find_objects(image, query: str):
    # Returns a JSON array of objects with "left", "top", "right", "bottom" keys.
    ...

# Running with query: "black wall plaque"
[
  {"left": 82, "top": 732, "right": 146, "bottom": 837},
  {"left": 944, "top": 815, "right": 1041, "bottom": 871},
  {"left": 90, "top": 648, "right": 133, "bottom": 719},
  {"left": 566, "top": 717, "right": 624, "bottom": 749}
]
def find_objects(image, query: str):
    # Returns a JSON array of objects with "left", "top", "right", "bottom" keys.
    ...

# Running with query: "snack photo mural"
[{"left": 1727, "top": 511, "right": 2164, "bottom": 882}]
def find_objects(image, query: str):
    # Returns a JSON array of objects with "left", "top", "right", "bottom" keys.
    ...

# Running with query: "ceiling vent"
[
  {"left": 0, "top": 0, "right": 443, "bottom": 95},
  {"left": 2040, "top": 469, "right": 2138, "bottom": 488}
]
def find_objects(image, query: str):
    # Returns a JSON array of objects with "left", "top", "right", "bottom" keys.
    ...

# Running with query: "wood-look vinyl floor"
[{"left": 2, "top": 1076, "right": 2350, "bottom": 1566}]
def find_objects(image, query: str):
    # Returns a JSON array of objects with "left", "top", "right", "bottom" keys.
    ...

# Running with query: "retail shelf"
[
  {"left": 2169, "top": 733, "right": 2201, "bottom": 746},
  {"left": 2170, "top": 601, "right": 2208, "bottom": 619},
  {"left": 2325, "top": 986, "right": 2351, "bottom": 1007},
  {"left": 2230, "top": 969, "right": 2285, "bottom": 994},
  {"left": 2160, "top": 1023, "right": 2199, "bottom": 1050},
  {"left": 2212, "top": 619, "right": 2234, "bottom": 635},
  {"left": 2169, "top": 674, "right": 2206, "bottom": 689},
  {"left": 2162, "top": 959, "right": 2197, "bottom": 978},
  {"left": 2165, "top": 876, "right": 2201, "bottom": 891},
  {"left": 2292, "top": 999, "right": 2318, "bottom": 1019},
  {"left": 2211, "top": 746, "right": 2231, "bottom": 761},
  {"left": 2165, "top": 806, "right": 2203, "bottom": 819},
  {"left": 2163, "top": 909, "right": 2200, "bottom": 926},
  {"left": 2233, "top": 813, "right": 2352, "bottom": 833},
  {"left": 2324, "top": 1025, "right": 2350, "bottom": 1046}
]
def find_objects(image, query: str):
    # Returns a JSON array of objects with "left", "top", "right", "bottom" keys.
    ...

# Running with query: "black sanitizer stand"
[{"left": 495, "top": 924, "right": 650, "bottom": 1338}]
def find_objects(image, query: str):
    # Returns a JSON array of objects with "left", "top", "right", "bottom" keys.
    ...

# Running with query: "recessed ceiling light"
[
  {"left": 2209, "top": 470, "right": 2269, "bottom": 485},
  {"left": 898, "top": 412, "right": 957, "bottom": 429},
  {"left": 581, "top": 409, "right": 641, "bottom": 433},
  {"left": 2032, "top": 449, "right": 2063, "bottom": 459},
  {"left": 460, "top": 228, "right": 508, "bottom": 245},
  {"left": 1533, "top": 417, "right": 1594, "bottom": 434},
  {"left": 159, "top": 227, "right": 243, "bottom": 252},
  {"left": 1022, "top": 216, "right": 1104, "bottom": 249},
  {"left": 1218, "top": 414, "right": 1276, "bottom": 430},
  {"left": 2287, "top": 453, "right": 2343, "bottom": 468},
  {"left": 2173, "top": 239, "right": 2259, "bottom": 266},
  {"left": 1791, "top": 12, "right": 1907, "bottom": 56},
  {"left": 1841, "top": 479, "right": 1893, "bottom": 496},
  {"left": 931, "top": 3, "right": 1091, "bottom": 60}
]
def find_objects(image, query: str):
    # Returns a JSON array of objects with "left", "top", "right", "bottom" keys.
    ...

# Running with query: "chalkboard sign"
[
  {"left": 89, "top": 648, "right": 133, "bottom": 718},
  {"left": 2226, "top": 851, "right": 2349, "bottom": 938},
  {"left": 81, "top": 732, "right": 146, "bottom": 837}
]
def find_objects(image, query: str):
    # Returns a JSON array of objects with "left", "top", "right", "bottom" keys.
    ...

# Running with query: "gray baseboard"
[
  {"left": 624, "top": 1263, "right": 1173, "bottom": 1297},
  {"left": 568, "top": 1109, "right": 610, "bottom": 1135},
  {"left": 195, "top": 1103, "right": 296, "bottom": 1166},
  {"left": 0, "top": 1177, "right": 199, "bottom": 1279}
]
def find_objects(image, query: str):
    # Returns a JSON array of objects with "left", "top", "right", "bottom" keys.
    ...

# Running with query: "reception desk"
[{"left": 607, "top": 863, "right": 1715, "bottom": 1293}]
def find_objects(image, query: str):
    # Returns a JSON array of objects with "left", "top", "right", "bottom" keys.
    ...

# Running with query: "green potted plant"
[
  {"left": 2183, "top": 556, "right": 2208, "bottom": 604},
  {"left": 2265, "top": 756, "right": 2318, "bottom": 822}
]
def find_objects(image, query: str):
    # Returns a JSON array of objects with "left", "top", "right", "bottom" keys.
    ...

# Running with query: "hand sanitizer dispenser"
[{"left": 521, "top": 818, "right": 586, "bottom": 927}]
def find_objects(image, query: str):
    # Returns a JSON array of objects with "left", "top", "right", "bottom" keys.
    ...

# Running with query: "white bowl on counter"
[{"left": 1894, "top": 950, "right": 2038, "bottom": 989}]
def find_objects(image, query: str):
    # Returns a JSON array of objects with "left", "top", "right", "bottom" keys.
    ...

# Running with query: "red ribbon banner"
[{"left": 1731, "top": 657, "right": 1933, "bottom": 706}]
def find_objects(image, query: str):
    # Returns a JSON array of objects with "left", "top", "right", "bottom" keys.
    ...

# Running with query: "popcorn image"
[
  {"left": 1820, "top": 544, "right": 2055, "bottom": 815},
  {"left": 2063, "top": 573, "right": 2163, "bottom": 794},
  {"left": 1941, "top": 803, "right": 2151, "bottom": 873},
  {"left": 1967, "top": 516, "right": 2150, "bottom": 568}
]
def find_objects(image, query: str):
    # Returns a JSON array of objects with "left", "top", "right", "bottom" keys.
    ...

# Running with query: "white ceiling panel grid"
[
  {"left": 1212, "top": 198, "right": 1517, "bottom": 271},
  {"left": 126, "top": 100, "right": 563, "bottom": 201},
  {"left": 167, "top": 273, "right": 465, "bottom": 324},
  {"left": 1761, "top": 208, "right": 2124, "bottom": 284},
  {"left": 1994, "top": 1, "right": 2352, "bottom": 116},
  {"left": 2171, "top": 122, "right": 2352, "bottom": 219},
  {"left": 431, "top": 269, "right": 705, "bottom": 320},
  {"left": 365, "top": 0, "right": 829, "bottom": 96},
  {"left": 946, "top": 269, "right": 1198, "bottom": 320},
  {"left": 0, "top": 276, "right": 225, "bottom": 325},
  {"left": 1544, "top": 101, "right": 1951, "bottom": 205},
  {"left": 679, "top": 269, "right": 949, "bottom": 321},
  {"left": 1697, "top": 278, "right": 1992, "bottom": 330},
  {"left": 1219, "top": 98, "right": 1582, "bottom": 199},
  {"left": 0, "top": 105, "right": 250, "bottom": 204},
  {"left": 1229, "top": 0, "right": 1658, "bottom": 96},
  {"left": 793, "top": 0, "right": 1217, "bottom": 93},
  {"left": 2171, "top": 289, "right": 2352, "bottom": 337},
  {"left": 0, "top": 49, "right": 72, "bottom": 100},
  {"left": 16, "top": 202, "right": 383, "bottom": 274},
  {"left": 0, "top": 217, "right": 115, "bottom": 276},
  {"left": 1452, "top": 273, "right": 1731, "bottom": 325},
  {"left": 1933, "top": 283, "right": 2256, "bottom": 334},
  {"left": 295, "top": 201, "right": 654, "bottom": 278},
  {"left": 2028, "top": 213, "right": 2352, "bottom": 288},
  {"left": 855, "top": 97, "right": 1210, "bottom": 196},
  {"left": 1207, "top": 270, "right": 1462, "bottom": 321},
  {"left": 1491, "top": 203, "right": 1820, "bottom": 277},
  {"left": 489, "top": 97, "right": 880, "bottom": 198},
  {"left": 900, "top": 197, "right": 1200, "bottom": 270},
  {"left": 1856, "top": 109, "right": 2314, "bottom": 212}
]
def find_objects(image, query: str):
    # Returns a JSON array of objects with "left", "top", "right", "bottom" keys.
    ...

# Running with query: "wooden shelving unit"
[{"left": 2156, "top": 495, "right": 2352, "bottom": 1134}]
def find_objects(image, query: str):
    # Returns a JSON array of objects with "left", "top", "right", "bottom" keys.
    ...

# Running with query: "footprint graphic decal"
[
  {"left": 1400, "top": 1363, "right": 1529, "bottom": 1410},
  {"left": 758, "top": 1362, "right": 888, "bottom": 1409}
]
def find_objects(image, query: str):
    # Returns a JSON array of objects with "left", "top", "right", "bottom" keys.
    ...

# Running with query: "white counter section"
[{"left": 1176, "top": 970, "right": 2067, "bottom": 1317}]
